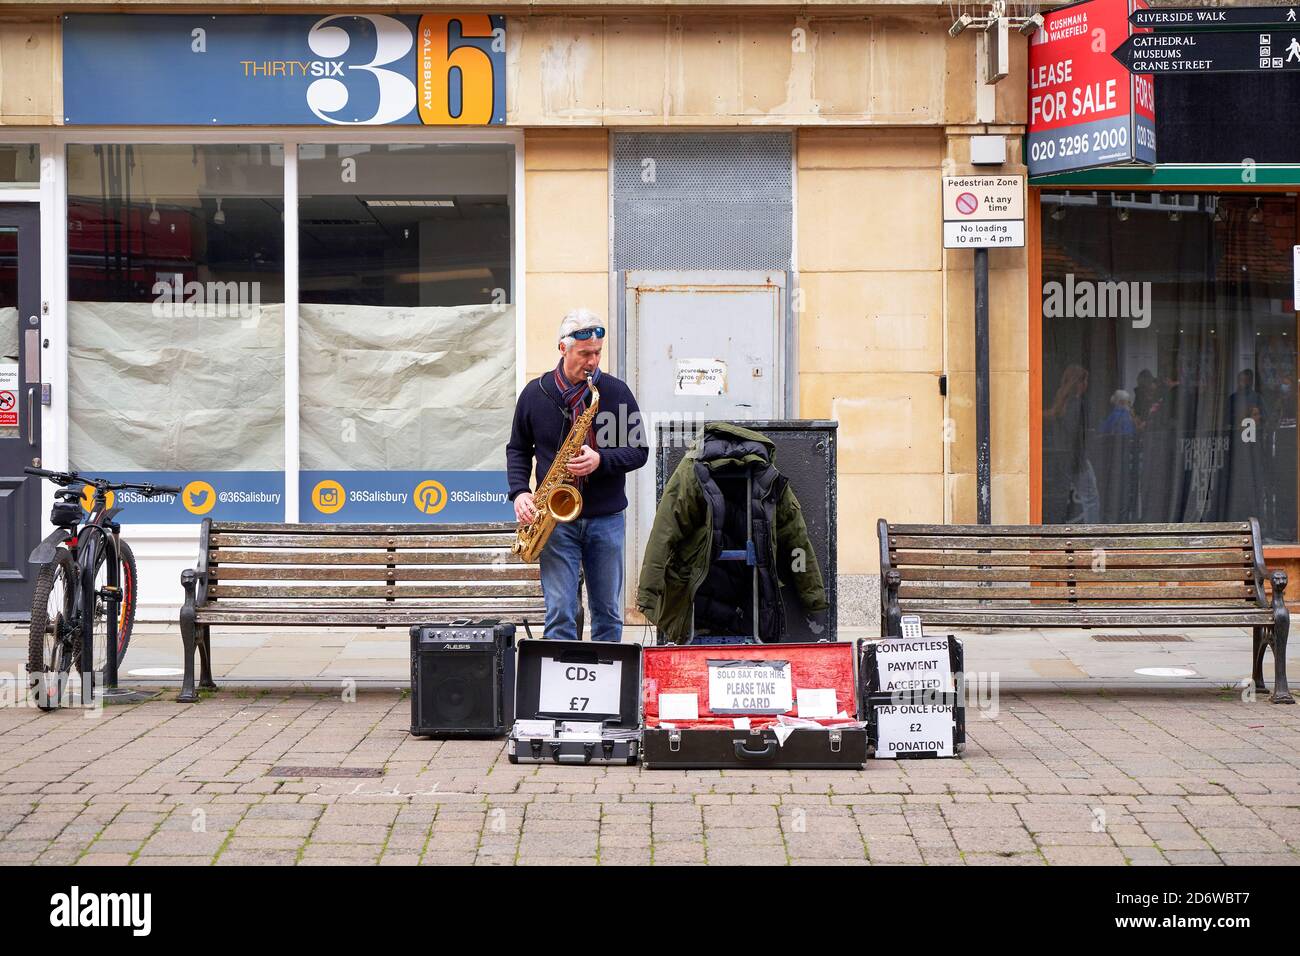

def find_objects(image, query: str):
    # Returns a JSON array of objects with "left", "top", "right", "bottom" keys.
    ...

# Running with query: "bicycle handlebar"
[{"left": 24, "top": 467, "right": 182, "bottom": 497}]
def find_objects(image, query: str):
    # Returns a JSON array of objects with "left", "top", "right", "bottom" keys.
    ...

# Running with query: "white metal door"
[{"left": 622, "top": 270, "right": 785, "bottom": 615}]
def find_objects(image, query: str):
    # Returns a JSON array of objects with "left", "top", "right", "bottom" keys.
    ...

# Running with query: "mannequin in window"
[{"left": 1045, "top": 364, "right": 1100, "bottom": 524}]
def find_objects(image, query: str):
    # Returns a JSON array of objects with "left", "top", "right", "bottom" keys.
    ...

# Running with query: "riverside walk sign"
[
  {"left": 1113, "top": 27, "right": 1300, "bottom": 74},
  {"left": 1130, "top": 5, "right": 1299, "bottom": 29}
]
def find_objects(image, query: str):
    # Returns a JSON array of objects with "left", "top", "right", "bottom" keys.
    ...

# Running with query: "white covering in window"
[
  {"left": 298, "top": 301, "right": 514, "bottom": 471},
  {"left": 0, "top": 306, "right": 18, "bottom": 361},
  {"left": 68, "top": 301, "right": 285, "bottom": 470}
]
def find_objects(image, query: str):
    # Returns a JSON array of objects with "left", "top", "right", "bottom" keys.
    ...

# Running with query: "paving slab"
[{"left": 2, "top": 678, "right": 1299, "bottom": 867}]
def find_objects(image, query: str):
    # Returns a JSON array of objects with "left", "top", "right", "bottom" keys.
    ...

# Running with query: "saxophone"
[{"left": 511, "top": 376, "right": 600, "bottom": 563}]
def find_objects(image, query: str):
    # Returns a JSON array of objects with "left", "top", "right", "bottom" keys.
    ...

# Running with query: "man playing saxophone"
[{"left": 506, "top": 309, "right": 649, "bottom": 642}]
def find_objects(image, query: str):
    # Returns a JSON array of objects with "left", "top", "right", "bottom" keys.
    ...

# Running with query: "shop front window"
[
  {"left": 1041, "top": 191, "right": 1299, "bottom": 543},
  {"left": 67, "top": 144, "right": 285, "bottom": 519},
  {"left": 296, "top": 143, "right": 515, "bottom": 521},
  {"left": 0, "top": 144, "right": 39, "bottom": 187}
]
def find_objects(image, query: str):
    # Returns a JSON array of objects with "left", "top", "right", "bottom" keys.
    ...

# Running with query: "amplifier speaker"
[
  {"left": 410, "top": 621, "right": 515, "bottom": 738},
  {"left": 656, "top": 420, "right": 838, "bottom": 642}
]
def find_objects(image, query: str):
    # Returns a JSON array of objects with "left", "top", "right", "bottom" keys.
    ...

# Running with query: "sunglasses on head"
[{"left": 569, "top": 326, "right": 606, "bottom": 341}]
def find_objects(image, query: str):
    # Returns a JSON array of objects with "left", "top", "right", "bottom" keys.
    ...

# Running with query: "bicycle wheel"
[
  {"left": 26, "top": 550, "right": 77, "bottom": 711},
  {"left": 80, "top": 538, "right": 138, "bottom": 678}
]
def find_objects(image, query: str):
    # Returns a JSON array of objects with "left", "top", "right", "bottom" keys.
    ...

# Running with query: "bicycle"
[{"left": 24, "top": 467, "right": 180, "bottom": 711}]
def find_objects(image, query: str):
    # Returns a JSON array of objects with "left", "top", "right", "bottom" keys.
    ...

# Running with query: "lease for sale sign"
[{"left": 1028, "top": 0, "right": 1156, "bottom": 176}]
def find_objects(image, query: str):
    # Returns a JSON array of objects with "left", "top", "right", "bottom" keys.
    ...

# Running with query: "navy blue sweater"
[{"left": 506, "top": 372, "right": 649, "bottom": 517}]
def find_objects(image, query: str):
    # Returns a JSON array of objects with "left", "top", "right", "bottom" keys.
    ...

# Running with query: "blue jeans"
[{"left": 539, "top": 512, "right": 625, "bottom": 642}]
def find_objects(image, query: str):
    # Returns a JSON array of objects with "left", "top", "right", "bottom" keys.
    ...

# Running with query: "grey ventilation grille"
[{"left": 612, "top": 132, "right": 792, "bottom": 271}]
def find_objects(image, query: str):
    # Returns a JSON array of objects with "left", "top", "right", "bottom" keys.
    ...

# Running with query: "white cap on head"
[{"left": 558, "top": 308, "right": 603, "bottom": 348}]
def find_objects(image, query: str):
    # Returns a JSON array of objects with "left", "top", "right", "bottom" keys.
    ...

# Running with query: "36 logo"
[
  {"left": 305, "top": 14, "right": 502, "bottom": 126},
  {"left": 313, "top": 479, "right": 346, "bottom": 515},
  {"left": 416, "top": 15, "right": 498, "bottom": 125},
  {"left": 413, "top": 479, "right": 447, "bottom": 515}
]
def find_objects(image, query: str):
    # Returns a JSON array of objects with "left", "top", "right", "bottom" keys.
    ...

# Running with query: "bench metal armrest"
[
  {"left": 182, "top": 517, "right": 213, "bottom": 610},
  {"left": 878, "top": 519, "right": 902, "bottom": 636},
  {"left": 180, "top": 568, "right": 207, "bottom": 611},
  {"left": 882, "top": 569, "right": 902, "bottom": 637},
  {"left": 1268, "top": 568, "right": 1288, "bottom": 618}
]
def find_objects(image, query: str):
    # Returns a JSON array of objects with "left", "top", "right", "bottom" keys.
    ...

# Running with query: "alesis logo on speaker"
[
  {"left": 50, "top": 886, "right": 152, "bottom": 936},
  {"left": 441, "top": 643, "right": 472, "bottom": 650}
]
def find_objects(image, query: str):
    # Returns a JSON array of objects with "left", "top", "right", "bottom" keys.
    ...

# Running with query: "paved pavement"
[{"left": 1, "top": 685, "right": 1298, "bottom": 866}]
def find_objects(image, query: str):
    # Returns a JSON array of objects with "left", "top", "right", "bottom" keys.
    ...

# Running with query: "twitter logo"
[{"left": 183, "top": 480, "right": 217, "bottom": 516}]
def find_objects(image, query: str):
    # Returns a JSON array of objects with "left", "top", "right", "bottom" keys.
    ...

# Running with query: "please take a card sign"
[{"left": 707, "top": 659, "right": 792, "bottom": 715}]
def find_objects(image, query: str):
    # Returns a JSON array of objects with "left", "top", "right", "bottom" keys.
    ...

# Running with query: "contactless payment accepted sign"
[{"left": 1028, "top": 0, "right": 1156, "bottom": 176}]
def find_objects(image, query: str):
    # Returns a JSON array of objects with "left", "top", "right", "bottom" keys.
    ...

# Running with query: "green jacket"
[{"left": 636, "top": 422, "right": 828, "bottom": 644}]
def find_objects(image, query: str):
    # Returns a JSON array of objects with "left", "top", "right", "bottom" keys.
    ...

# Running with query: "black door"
[{"left": 0, "top": 205, "right": 41, "bottom": 621}]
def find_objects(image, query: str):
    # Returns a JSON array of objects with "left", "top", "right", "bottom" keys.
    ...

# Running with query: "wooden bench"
[
  {"left": 878, "top": 519, "right": 1292, "bottom": 704},
  {"left": 178, "top": 520, "right": 545, "bottom": 703}
]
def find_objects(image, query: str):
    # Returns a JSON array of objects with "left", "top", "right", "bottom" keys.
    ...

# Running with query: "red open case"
[{"left": 640, "top": 642, "right": 867, "bottom": 769}]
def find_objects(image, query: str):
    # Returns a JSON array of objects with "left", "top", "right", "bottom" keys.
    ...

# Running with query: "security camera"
[
  {"left": 1019, "top": 13, "right": 1044, "bottom": 35},
  {"left": 949, "top": 14, "right": 974, "bottom": 37}
]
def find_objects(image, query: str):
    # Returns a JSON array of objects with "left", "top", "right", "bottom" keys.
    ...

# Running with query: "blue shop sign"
[
  {"left": 63, "top": 13, "right": 506, "bottom": 126},
  {"left": 77, "top": 472, "right": 285, "bottom": 523},
  {"left": 300, "top": 471, "right": 513, "bottom": 523}
]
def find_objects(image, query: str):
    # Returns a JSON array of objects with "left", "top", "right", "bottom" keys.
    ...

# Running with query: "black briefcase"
[
  {"left": 507, "top": 639, "right": 643, "bottom": 765},
  {"left": 409, "top": 620, "right": 515, "bottom": 738},
  {"left": 860, "top": 633, "right": 966, "bottom": 758}
]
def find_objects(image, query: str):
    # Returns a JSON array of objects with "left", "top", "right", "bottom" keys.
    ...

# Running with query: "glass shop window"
[
  {"left": 296, "top": 143, "right": 515, "bottom": 472},
  {"left": 0, "top": 144, "right": 39, "bottom": 187},
  {"left": 66, "top": 144, "right": 285, "bottom": 472},
  {"left": 1041, "top": 191, "right": 1299, "bottom": 544}
]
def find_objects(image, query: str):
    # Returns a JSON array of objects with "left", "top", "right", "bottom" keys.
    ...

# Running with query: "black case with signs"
[
  {"left": 859, "top": 635, "right": 966, "bottom": 758},
  {"left": 640, "top": 642, "right": 867, "bottom": 770},
  {"left": 507, "top": 639, "right": 643, "bottom": 766}
]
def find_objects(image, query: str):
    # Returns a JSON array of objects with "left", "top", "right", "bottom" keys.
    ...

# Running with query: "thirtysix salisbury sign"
[
  {"left": 1027, "top": 0, "right": 1156, "bottom": 176},
  {"left": 63, "top": 14, "right": 505, "bottom": 125}
]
